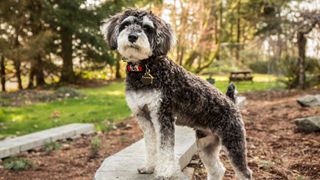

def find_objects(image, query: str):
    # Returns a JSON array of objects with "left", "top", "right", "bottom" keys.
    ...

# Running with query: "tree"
[
  {"left": 248, "top": 0, "right": 320, "bottom": 88},
  {"left": 296, "top": 12, "right": 320, "bottom": 89},
  {"left": 46, "top": 0, "right": 148, "bottom": 83},
  {"left": 0, "top": 0, "right": 30, "bottom": 90}
]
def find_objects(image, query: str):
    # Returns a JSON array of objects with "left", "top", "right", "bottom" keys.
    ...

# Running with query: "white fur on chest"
[{"left": 126, "top": 89, "right": 162, "bottom": 114}]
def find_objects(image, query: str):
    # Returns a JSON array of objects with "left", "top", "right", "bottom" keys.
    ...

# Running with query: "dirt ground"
[
  {"left": 0, "top": 120, "right": 143, "bottom": 180},
  {"left": 0, "top": 89, "right": 319, "bottom": 180}
]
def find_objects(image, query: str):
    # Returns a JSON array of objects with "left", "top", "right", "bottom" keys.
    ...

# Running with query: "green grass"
[
  {"left": 0, "top": 82, "right": 130, "bottom": 137},
  {"left": 202, "top": 74, "right": 284, "bottom": 93},
  {"left": 0, "top": 74, "right": 283, "bottom": 138}
]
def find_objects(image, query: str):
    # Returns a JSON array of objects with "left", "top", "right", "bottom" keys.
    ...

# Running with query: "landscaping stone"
[
  {"left": 0, "top": 123, "right": 94, "bottom": 159},
  {"left": 297, "top": 95, "right": 320, "bottom": 107},
  {"left": 295, "top": 116, "right": 320, "bottom": 133},
  {"left": 94, "top": 126, "right": 197, "bottom": 180}
]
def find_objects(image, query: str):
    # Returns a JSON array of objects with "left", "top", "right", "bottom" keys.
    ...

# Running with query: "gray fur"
[{"left": 101, "top": 9, "right": 252, "bottom": 180}]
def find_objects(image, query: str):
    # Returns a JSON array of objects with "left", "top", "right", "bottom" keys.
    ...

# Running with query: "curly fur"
[{"left": 101, "top": 9, "right": 252, "bottom": 180}]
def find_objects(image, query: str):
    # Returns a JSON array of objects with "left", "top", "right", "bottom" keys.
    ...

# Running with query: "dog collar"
[
  {"left": 126, "top": 64, "right": 144, "bottom": 72},
  {"left": 126, "top": 63, "right": 154, "bottom": 85}
]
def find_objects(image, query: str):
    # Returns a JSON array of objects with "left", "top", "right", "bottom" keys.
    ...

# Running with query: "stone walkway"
[{"left": 0, "top": 123, "right": 94, "bottom": 159}]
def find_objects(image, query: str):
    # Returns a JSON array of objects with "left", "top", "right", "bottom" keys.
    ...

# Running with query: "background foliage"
[{"left": 0, "top": 0, "right": 319, "bottom": 90}]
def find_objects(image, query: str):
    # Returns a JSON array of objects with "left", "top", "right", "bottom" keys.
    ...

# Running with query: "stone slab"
[
  {"left": 0, "top": 123, "right": 94, "bottom": 159},
  {"left": 94, "top": 126, "right": 196, "bottom": 180}
]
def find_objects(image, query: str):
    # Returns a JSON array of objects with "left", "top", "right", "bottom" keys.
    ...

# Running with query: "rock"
[
  {"left": 61, "top": 144, "right": 71, "bottom": 150},
  {"left": 297, "top": 95, "right": 320, "bottom": 107},
  {"left": 54, "top": 87, "right": 83, "bottom": 99},
  {"left": 295, "top": 116, "right": 320, "bottom": 133}
]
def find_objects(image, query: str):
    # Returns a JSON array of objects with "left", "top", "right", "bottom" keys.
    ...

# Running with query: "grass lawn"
[
  {"left": 0, "top": 74, "right": 284, "bottom": 138},
  {"left": 0, "top": 82, "right": 130, "bottom": 138}
]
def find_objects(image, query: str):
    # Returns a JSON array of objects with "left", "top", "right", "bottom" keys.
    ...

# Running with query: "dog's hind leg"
[
  {"left": 196, "top": 130, "right": 225, "bottom": 180},
  {"left": 218, "top": 120, "right": 252, "bottom": 180},
  {"left": 136, "top": 105, "right": 156, "bottom": 174}
]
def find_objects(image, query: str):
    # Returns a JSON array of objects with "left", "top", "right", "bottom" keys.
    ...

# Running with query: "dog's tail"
[{"left": 226, "top": 83, "right": 237, "bottom": 103}]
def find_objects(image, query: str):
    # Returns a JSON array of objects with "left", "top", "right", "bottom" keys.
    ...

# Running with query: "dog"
[{"left": 101, "top": 9, "right": 252, "bottom": 180}]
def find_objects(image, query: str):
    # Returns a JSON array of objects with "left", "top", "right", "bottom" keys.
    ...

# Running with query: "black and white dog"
[{"left": 101, "top": 9, "right": 252, "bottom": 180}]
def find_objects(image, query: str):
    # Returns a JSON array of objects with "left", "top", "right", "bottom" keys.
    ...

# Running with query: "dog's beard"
[{"left": 117, "top": 29, "right": 152, "bottom": 62}]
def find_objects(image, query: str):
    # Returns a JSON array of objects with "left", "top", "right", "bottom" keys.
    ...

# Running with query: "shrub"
[
  {"left": 90, "top": 136, "right": 101, "bottom": 158},
  {"left": 279, "top": 56, "right": 320, "bottom": 88},
  {"left": 248, "top": 56, "right": 281, "bottom": 74},
  {"left": 3, "top": 157, "right": 35, "bottom": 171},
  {"left": 201, "top": 60, "right": 238, "bottom": 74},
  {"left": 43, "top": 141, "right": 61, "bottom": 153},
  {"left": 249, "top": 60, "right": 270, "bottom": 74}
]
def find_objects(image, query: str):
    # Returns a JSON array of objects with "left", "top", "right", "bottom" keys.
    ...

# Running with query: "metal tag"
[{"left": 141, "top": 72, "right": 154, "bottom": 85}]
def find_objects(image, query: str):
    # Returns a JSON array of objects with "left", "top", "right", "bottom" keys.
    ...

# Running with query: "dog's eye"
[
  {"left": 143, "top": 24, "right": 153, "bottom": 32},
  {"left": 119, "top": 21, "right": 130, "bottom": 31}
]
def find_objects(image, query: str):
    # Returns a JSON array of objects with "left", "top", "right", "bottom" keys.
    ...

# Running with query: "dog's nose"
[{"left": 128, "top": 33, "right": 138, "bottom": 43}]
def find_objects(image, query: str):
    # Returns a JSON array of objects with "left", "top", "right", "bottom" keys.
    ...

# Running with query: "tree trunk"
[
  {"left": 13, "top": 59, "right": 23, "bottom": 90},
  {"left": 214, "top": 13, "right": 219, "bottom": 44},
  {"left": 27, "top": 62, "right": 35, "bottom": 89},
  {"left": 115, "top": 59, "right": 121, "bottom": 79},
  {"left": 0, "top": 55, "right": 6, "bottom": 92},
  {"left": 60, "top": 28, "right": 75, "bottom": 83},
  {"left": 297, "top": 31, "right": 306, "bottom": 89},
  {"left": 217, "top": 0, "right": 223, "bottom": 60},
  {"left": 236, "top": 0, "right": 241, "bottom": 61},
  {"left": 35, "top": 55, "right": 45, "bottom": 86}
]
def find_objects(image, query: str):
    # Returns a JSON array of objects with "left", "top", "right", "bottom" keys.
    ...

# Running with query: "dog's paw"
[
  {"left": 137, "top": 167, "right": 154, "bottom": 174},
  {"left": 154, "top": 176, "right": 167, "bottom": 180},
  {"left": 154, "top": 173, "right": 188, "bottom": 180}
]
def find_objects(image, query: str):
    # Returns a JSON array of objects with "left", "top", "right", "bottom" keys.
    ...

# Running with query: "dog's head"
[{"left": 100, "top": 9, "right": 175, "bottom": 62}]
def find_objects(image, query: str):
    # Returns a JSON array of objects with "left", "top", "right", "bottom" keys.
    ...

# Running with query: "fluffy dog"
[{"left": 101, "top": 9, "right": 252, "bottom": 180}]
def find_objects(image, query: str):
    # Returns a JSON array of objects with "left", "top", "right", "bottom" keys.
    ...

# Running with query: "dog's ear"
[
  {"left": 100, "top": 13, "right": 122, "bottom": 50},
  {"left": 152, "top": 16, "right": 176, "bottom": 55}
]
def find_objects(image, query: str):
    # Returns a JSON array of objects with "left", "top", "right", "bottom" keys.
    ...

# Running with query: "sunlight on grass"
[
  {"left": 11, "top": 115, "right": 25, "bottom": 122},
  {"left": 104, "top": 90, "right": 124, "bottom": 96},
  {"left": 200, "top": 73, "right": 284, "bottom": 93},
  {"left": 200, "top": 73, "right": 279, "bottom": 82}
]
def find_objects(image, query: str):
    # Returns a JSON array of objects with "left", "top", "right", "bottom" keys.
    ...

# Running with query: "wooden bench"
[{"left": 229, "top": 71, "right": 253, "bottom": 82}]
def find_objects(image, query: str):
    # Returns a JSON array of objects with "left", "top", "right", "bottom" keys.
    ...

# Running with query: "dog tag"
[{"left": 141, "top": 72, "right": 154, "bottom": 85}]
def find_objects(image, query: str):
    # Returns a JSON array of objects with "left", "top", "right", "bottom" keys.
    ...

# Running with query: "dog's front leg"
[
  {"left": 150, "top": 102, "right": 183, "bottom": 180},
  {"left": 136, "top": 106, "right": 157, "bottom": 174}
]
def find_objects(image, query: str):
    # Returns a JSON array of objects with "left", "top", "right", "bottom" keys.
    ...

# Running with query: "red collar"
[{"left": 127, "top": 64, "right": 144, "bottom": 72}]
